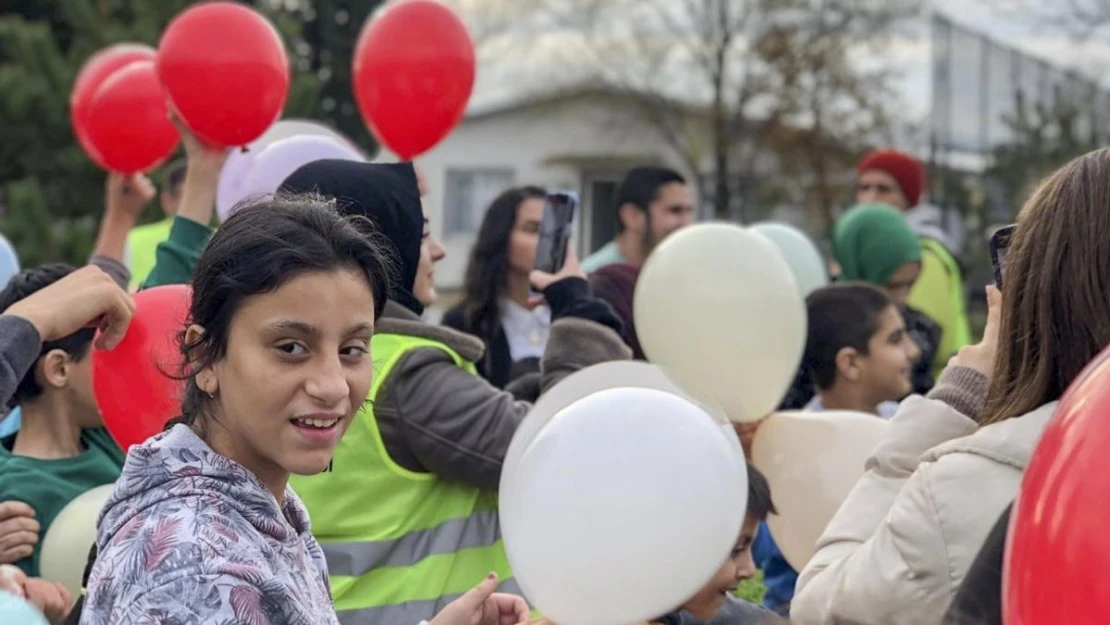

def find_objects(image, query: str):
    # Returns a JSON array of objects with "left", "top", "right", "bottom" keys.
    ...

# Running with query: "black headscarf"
[{"left": 281, "top": 160, "right": 425, "bottom": 315}]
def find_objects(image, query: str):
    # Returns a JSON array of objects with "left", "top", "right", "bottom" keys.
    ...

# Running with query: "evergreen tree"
[
  {"left": 273, "top": 0, "right": 386, "bottom": 150},
  {"left": 0, "top": 0, "right": 327, "bottom": 266}
]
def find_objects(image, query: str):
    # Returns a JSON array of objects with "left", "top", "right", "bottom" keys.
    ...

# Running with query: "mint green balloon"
[
  {"left": 0, "top": 592, "right": 48, "bottom": 625},
  {"left": 750, "top": 223, "right": 829, "bottom": 297}
]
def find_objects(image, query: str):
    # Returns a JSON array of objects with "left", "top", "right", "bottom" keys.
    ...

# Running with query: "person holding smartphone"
[
  {"left": 280, "top": 160, "right": 630, "bottom": 624},
  {"left": 442, "top": 186, "right": 554, "bottom": 389},
  {"left": 794, "top": 149, "right": 1110, "bottom": 625}
]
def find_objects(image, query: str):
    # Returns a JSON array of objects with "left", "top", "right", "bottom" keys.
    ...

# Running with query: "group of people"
[{"left": 0, "top": 119, "right": 1102, "bottom": 625}]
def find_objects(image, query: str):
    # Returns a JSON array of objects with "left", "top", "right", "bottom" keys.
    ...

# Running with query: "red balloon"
[
  {"left": 70, "top": 43, "right": 156, "bottom": 169},
  {"left": 85, "top": 61, "right": 180, "bottom": 174},
  {"left": 1005, "top": 345, "right": 1110, "bottom": 625},
  {"left": 93, "top": 286, "right": 191, "bottom": 451},
  {"left": 157, "top": 2, "right": 289, "bottom": 147},
  {"left": 353, "top": 0, "right": 475, "bottom": 159}
]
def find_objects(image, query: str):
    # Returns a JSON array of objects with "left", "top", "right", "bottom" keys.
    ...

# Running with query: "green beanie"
[{"left": 832, "top": 203, "right": 921, "bottom": 286}]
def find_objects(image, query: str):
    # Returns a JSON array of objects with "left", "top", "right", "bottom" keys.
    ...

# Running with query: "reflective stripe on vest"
[
  {"left": 289, "top": 333, "right": 516, "bottom": 624},
  {"left": 322, "top": 508, "right": 501, "bottom": 576}
]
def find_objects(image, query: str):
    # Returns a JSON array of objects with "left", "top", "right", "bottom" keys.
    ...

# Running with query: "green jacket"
[{"left": 141, "top": 217, "right": 213, "bottom": 290}]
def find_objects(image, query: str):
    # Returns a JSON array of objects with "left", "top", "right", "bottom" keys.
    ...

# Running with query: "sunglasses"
[{"left": 989, "top": 224, "right": 1014, "bottom": 289}]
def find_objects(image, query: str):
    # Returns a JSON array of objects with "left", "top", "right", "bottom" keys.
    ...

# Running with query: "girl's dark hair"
[
  {"left": 982, "top": 149, "right": 1110, "bottom": 425},
  {"left": 67, "top": 196, "right": 393, "bottom": 624},
  {"left": 459, "top": 186, "right": 546, "bottom": 337},
  {"left": 168, "top": 193, "right": 394, "bottom": 433}
]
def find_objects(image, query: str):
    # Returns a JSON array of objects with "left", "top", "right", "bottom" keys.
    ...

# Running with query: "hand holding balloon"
[
  {"left": 427, "top": 574, "right": 531, "bottom": 625},
  {"left": 0, "top": 564, "right": 69, "bottom": 625},
  {"left": 105, "top": 173, "right": 156, "bottom": 221},
  {"left": 171, "top": 116, "right": 227, "bottom": 229}
]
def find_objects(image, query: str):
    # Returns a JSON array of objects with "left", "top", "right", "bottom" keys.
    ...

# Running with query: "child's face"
[
  {"left": 681, "top": 515, "right": 760, "bottom": 622},
  {"left": 856, "top": 305, "right": 920, "bottom": 402}
]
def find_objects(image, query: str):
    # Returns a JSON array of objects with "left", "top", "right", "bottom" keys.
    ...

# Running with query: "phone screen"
[
  {"left": 989, "top": 225, "right": 1013, "bottom": 288},
  {"left": 533, "top": 192, "right": 578, "bottom": 274}
]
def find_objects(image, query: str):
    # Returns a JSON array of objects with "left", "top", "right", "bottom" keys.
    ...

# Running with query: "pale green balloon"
[{"left": 750, "top": 222, "right": 829, "bottom": 297}]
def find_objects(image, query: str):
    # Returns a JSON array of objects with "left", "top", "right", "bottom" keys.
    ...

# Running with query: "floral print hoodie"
[{"left": 80, "top": 425, "right": 339, "bottom": 625}]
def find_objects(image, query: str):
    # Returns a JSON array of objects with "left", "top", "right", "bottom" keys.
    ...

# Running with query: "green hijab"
[{"left": 832, "top": 203, "right": 921, "bottom": 286}]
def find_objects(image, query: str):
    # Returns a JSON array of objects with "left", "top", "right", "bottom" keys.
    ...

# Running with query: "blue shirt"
[
  {"left": 753, "top": 521, "right": 796, "bottom": 614},
  {"left": 581, "top": 241, "right": 626, "bottom": 272},
  {"left": 0, "top": 406, "right": 20, "bottom": 438}
]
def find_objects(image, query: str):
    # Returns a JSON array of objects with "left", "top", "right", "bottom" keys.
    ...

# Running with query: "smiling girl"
[{"left": 75, "top": 197, "right": 528, "bottom": 625}]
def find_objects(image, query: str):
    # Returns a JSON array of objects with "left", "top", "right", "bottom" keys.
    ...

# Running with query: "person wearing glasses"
[{"left": 856, "top": 149, "right": 972, "bottom": 379}]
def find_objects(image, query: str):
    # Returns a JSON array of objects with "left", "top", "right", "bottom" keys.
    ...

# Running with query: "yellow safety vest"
[
  {"left": 290, "top": 333, "right": 516, "bottom": 625},
  {"left": 907, "top": 238, "right": 973, "bottom": 378},
  {"left": 125, "top": 219, "right": 172, "bottom": 290}
]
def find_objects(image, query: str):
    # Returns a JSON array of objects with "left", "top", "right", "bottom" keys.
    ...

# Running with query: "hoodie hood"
[
  {"left": 97, "top": 424, "right": 308, "bottom": 549},
  {"left": 84, "top": 424, "right": 338, "bottom": 624},
  {"left": 281, "top": 159, "right": 426, "bottom": 315},
  {"left": 832, "top": 203, "right": 922, "bottom": 286}
]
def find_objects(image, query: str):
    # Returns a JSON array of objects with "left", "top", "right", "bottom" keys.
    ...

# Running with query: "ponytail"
[{"left": 63, "top": 542, "right": 98, "bottom": 624}]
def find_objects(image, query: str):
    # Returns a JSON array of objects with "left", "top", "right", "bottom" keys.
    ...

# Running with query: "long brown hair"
[{"left": 981, "top": 149, "right": 1110, "bottom": 425}]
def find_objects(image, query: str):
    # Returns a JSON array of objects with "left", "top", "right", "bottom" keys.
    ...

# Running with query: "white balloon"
[
  {"left": 751, "top": 411, "right": 887, "bottom": 571},
  {"left": 39, "top": 484, "right": 115, "bottom": 597},
  {"left": 749, "top": 222, "right": 828, "bottom": 297},
  {"left": 234, "top": 135, "right": 366, "bottom": 215},
  {"left": 500, "top": 387, "right": 748, "bottom": 625},
  {"left": 502, "top": 362, "right": 707, "bottom": 500},
  {"left": 216, "top": 119, "right": 365, "bottom": 221},
  {"left": 635, "top": 223, "right": 807, "bottom": 423}
]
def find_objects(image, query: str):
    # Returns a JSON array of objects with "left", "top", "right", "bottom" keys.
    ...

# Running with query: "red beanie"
[{"left": 857, "top": 149, "right": 926, "bottom": 208}]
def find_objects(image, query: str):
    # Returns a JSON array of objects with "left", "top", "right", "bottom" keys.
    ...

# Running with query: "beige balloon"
[
  {"left": 634, "top": 223, "right": 807, "bottom": 422},
  {"left": 39, "top": 484, "right": 114, "bottom": 597},
  {"left": 751, "top": 411, "right": 887, "bottom": 571}
]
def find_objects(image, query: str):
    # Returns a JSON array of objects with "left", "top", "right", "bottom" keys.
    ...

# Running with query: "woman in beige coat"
[{"left": 792, "top": 149, "right": 1110, "bottom": 625}]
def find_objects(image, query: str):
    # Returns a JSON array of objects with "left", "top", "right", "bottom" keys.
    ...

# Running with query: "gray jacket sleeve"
[
  {"left": 0, "top": 316, "right": 42, "bottom": 408},
  {"left": 89, "top": 255, "right": 131, "bottom": 290},
  {"left": 378, "top": 318, "right": 632, "bottom": 491},
  {"left": 693, "top": 596, "right": 784, "bottom": 625}
]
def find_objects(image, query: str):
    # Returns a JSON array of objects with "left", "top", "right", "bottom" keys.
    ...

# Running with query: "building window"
[{"left": 444, "top": 169, "right": 515, "bottom": 236}]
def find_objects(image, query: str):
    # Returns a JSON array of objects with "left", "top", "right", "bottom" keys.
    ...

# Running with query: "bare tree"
[
  {"left": 520, "top": 0, "right": 917, "bottom": 223},
  {"left": 756, "top": 0, "right": 915, "bottom": 232}
]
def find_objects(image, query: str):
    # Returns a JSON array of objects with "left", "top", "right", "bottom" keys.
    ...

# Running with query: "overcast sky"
[{"left": 429, "top": 0, "right": 1110, "bottom": 125}]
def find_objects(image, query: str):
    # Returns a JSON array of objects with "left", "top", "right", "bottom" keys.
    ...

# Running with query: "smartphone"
[
  {"left": 533, "top": 191, "right": 578, "bottom": 274},
  {"left": 989, "top": 224, "right": 1014, "bottom": 288}
]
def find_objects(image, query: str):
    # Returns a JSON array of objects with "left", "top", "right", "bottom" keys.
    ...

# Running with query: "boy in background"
[
  {"left": 661, "top": 464, "right": 781, "bottom": 625},
  {"left": 754, "top": 283, "right": 922, "bottom": 616},
  {"left": 0, "top": 264, "right": 127, "bottom": 577}
]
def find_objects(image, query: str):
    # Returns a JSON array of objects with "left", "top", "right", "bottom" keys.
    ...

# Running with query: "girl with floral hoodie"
[{"left": 75, "top": 197, "right": 529, "bottom": 625}]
